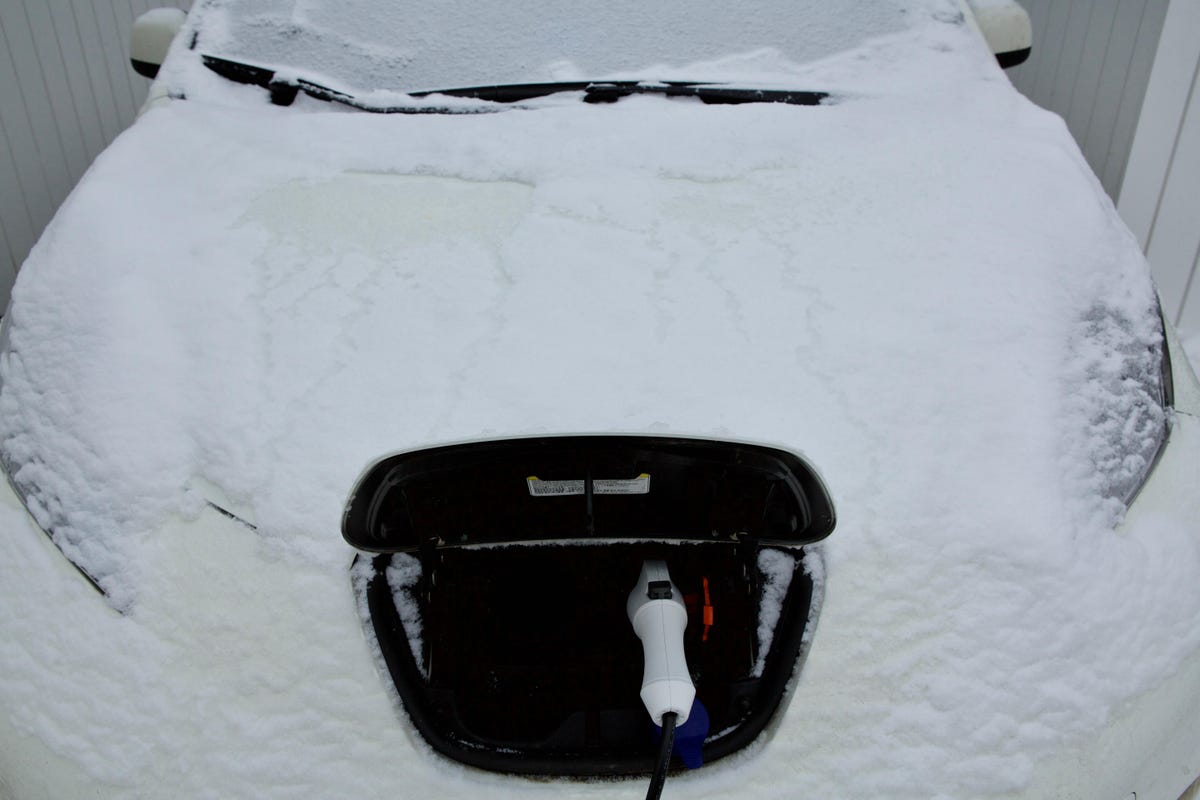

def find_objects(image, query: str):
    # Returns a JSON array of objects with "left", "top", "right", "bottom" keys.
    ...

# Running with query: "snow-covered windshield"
[{"left": 191, "top": 0, "right": 957, "bottom": 94}]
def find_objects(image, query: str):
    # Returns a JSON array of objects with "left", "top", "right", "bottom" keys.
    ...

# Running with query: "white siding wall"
[
  {"left": 1006, "top": 0, "right": 1170, "bottom": 200},
  {"left": 0, "top": 0, "right": 191, "bottom": 308},
  {"left": 1117, "top": 0, "right": 1200, "bottom": 333}
]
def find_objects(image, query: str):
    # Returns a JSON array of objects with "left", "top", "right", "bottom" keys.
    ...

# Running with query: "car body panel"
[{"left": 1, "top": 2, "right": 1197, "bottom": 797}]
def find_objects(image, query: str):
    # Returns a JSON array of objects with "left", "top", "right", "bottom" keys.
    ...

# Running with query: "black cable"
[{"left": 646, "top": 711, "right": 678, "bottom": 800}]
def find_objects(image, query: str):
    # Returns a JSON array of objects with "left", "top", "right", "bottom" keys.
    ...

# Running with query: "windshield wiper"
[
  {"left": 420, "top": 81, "right": 827, "bottom": 106},
  {"left": 201, "top": 55, "right": 828, "bottom": 113},
  {"left": 202, "top": 55, "right": 489, "bottom": 113}
]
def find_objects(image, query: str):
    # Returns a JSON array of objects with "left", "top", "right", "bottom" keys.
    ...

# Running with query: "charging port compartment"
[{"left": 345, "top": 436, "right": 835, "bottom": 776}]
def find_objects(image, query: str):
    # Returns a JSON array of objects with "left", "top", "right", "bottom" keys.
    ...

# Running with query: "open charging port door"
[{"left": 343, "top": 436, "right": 835, "bottom": 776}]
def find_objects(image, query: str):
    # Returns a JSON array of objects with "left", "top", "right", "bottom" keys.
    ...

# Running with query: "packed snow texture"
[
  {"left": 754, "top": 549, "right": 796, "bottom": 678},
  {"left": 385, "top": 554, "right": 427, "bottom": 678},
  {"left": 2, "top": 2, "right": 1198, "bottom": 798},
  {"left": 1060, "top": 302, "right": 1168, "bottom": 526}
]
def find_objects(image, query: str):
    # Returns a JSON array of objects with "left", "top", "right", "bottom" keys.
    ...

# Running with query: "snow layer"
[
  {"left": 1, "top": 4, "right": 1197, "bottom": 799},
  {"left": 191, "top": 0, "right": 919, "bottom": 95}
]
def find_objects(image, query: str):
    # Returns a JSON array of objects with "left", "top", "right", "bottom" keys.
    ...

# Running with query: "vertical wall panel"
[
  {"left": 1118, "top": 0, "right": 1199, "bottom": 242},
  {"left": 45, "top": 3, "right": 108, "bottom": 161},
  {"left": 0, "top": 9, "right": 61, "bottom": 232},
  {"left": 0, "top": 0, "right": 192, "bottom": 308},
  {"left": 86, "top": 2, "right": 138, "bottom": 125},
  {"left": 1028, "top": 0, "right": 1074, "bottom": 105},
  {"left": 1117, "top": 0, "right": 1200, "bottom": 333},
  {"left": 1138, "top": 58, "right": 1200, "bottom": 327},
  {"left": 1078, "top": 0, "right": 1144, "bottom": 185},
  {"left": 22, "top": 3, "right": 91, "bottom": 180},
  {"left": 1179, "top": 244, "right": 1200, "bottom": 335},
  {"left": 1064, "top": 0, "right": 1117, "bottom": 140},
  {"left": 0, "top": 31, "right": 34, "bottom": 258},
  {"left": 1100, "top": 0, "right": 1170, "bottom": 196},
  {"left": 0, "top": 213, "right": 14, "bottom": 292},
  {"left": 1049, "top": 2, "right": 1093, "bottom": 112},
  {"left": 5, "top": 6, "right": 77, "bottom": 206},
  {"left": 69, "top": 1, "right": 125, "bottom": 144}
]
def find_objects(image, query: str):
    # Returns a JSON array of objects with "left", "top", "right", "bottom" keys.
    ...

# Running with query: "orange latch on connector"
[{"left": 701, "top": 576, "right": 714, "bottom": 642}]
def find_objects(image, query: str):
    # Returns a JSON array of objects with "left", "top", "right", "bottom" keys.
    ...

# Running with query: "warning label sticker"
[{"left": 526, "top": 474, "right": 651, "bottom": 497}]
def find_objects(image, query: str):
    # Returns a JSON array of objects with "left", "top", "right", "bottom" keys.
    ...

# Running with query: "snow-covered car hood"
[{"left": 2, "top": 9, "right": 1198, "bottom": 798}]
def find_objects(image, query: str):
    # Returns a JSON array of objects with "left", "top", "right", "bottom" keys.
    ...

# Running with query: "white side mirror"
[
  {"left": 131, "top": 8, "right": 187, "bottom": 79},
  {"left": 966, "top": 0, "right": 1033, "bottom": 68}
]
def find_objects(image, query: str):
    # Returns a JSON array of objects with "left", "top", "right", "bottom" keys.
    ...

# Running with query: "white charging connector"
[{"left": 627, "top": 560, "right": 695, "bottom": 726}]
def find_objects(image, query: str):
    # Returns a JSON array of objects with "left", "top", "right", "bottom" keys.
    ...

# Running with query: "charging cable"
[{"left": 646, "top": 710, "right": 678, "bottom": 800}]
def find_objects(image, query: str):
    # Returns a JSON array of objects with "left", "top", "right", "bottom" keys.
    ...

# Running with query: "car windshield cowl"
[{"left": 200, "top": 54, "right": 829, "bottom": 113}]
